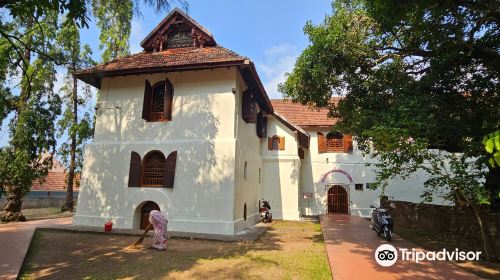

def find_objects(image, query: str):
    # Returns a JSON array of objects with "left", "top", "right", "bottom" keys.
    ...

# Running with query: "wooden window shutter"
[
  {"left": 242, "top": 90, "right": 256, "bottom": 123},
  {"left": 163, "top": 79, "right": 173, "bottom": 121},
  {"left": 128, "top": 151, "right": 142, "bottom": 187},
  {"left": 279, "top": 136, "right": 286, "bottom": 150},
  {"left": 317, "top": 132, "right": 326, "bottom": 153},
  {"left": 343, "top": 134, "right": 353, "bottom": 153},
  {"left": 164, "top": 151, "right": 177, "bottom": 188},
  {"left": 256, "top": 111, "right": 267, "bottom": 138},
  {"left": 142, "top": 80, "right": 152, "bottom": 121},
  {"left": 268, "top": 137, "right": 273, "bottom": 150}
]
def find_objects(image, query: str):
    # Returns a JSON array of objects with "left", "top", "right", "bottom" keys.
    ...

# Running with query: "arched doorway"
[
  {"left": 140, "top": 201, "right": 160, "bottom": 229},
  {"left": 327, "top": 185, "right": 348, "bottom": 214}
]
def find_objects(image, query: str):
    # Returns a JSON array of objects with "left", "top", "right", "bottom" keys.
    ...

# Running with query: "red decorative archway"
[{"left": 320, "top": 169, "right": 353, "bottom": 184}]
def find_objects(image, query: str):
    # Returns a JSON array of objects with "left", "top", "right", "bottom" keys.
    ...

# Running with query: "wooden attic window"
[
  {"left": 142, "top": 79, "right": 173, "bottom": 122},
  {"left": 318, "top": 132, "right": 353, "bottom": 153},
  {"left": 256, "top": 111, "right": 267, "bottom": 138},
  {"left": 242, "top": 89, "right": 256, "bottom": 123}
]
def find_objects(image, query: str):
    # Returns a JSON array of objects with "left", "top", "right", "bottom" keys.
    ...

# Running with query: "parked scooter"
[
  {"left": 370, "top": 204, "right": 394, "bottom": 242},
  {"left": 260, "top": 200, "right": 273, "bottom": 223}
]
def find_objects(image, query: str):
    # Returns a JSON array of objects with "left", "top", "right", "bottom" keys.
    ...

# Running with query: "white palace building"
[{"left": 74, "top": 9, "right": 444, "bottom": 235}]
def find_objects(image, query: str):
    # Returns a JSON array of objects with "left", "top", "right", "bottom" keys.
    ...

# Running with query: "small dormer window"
[{"left": 166, "top": 27, "right": 193, "bottom": 48}]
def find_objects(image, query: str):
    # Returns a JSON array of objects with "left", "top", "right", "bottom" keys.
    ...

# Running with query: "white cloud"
[{"left": 256, "top": 43, "right": 299, "bottom": 99}]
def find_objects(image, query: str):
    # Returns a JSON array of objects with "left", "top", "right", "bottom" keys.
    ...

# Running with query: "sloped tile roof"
[
  {"left": 31, "top": 172, "right": 80, "bottom": 191},
  {"left": 76, "top": 46, "right": 247, "bottom": 76},
  {"left": 271, "top": 98, "right": 341, "bottom": 128}
]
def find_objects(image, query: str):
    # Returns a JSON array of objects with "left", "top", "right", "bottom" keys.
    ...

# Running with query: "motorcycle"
[
  {"left": 370, "top": 204, "right": 394, "bottom": 242},
  {"left": 259, "top": 200, "right": 273, "bottom": 223}
]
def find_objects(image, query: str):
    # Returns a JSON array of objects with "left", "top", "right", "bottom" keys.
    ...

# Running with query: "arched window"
[
  {"left": 142, "top": 79, "right": 173, "bottom": 122},
  {"left": 271, "top": 136, "right": 280, "bottom": 150},
  {"left": 244, "top": 161, "right": 248, "bottom": 180},
  {"left": 258, "top": 168, "right": 261, "bottom": 183},
  {"left": 142, "top": 151, "right": 166, "bottom": 187}
]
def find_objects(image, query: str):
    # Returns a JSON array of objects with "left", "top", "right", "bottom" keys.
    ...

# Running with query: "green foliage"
[
  {"left": 483, "top": 131, "right": 500, "bottom": 167},
  {"left": 92, "top": 0, "right": 133, "bottom": 62},
  {"left": 280, "top": 0, "right": 500, "bottom": 206},
  {"left": 0, "top": 8, "right": 62, "bottom": 221},
  {"left": 56, "top": 16, "right": 95, "bottom": 174}
]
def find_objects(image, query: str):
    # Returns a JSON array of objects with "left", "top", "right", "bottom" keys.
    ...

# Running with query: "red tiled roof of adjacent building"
[
  {"left": 30, "top": 157, "right": 79, "bottom": 191},
  {"left": 271, "top": 98, "right": 341, "bottom": 128},
  {"left": 31, "top": 172, "right": 80, "bottom": 191}
]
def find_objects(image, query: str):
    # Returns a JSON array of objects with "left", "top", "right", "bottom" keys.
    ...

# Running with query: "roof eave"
[
  {"left": 74, "top": 60, "right": 247, "bottom": 89},
  {"left": 273, "top": 112, "right": 310, "bottom": 148},
  {"left": 239, "top": 61, "right": 273, "bottom": 113}
]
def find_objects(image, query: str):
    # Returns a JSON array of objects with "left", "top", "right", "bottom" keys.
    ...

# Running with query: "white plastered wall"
[
  {"left": 261, "top": 116, "right": 301, "bottom": 220},
  {"left": 301, "top": 129, "right": 449, "bottom": 217},
  {"left": 75, "top": 68, "right": 243, "bottom": 235},
  {"left": 232, "top": 72, "right": 263, "bottom": 233}
]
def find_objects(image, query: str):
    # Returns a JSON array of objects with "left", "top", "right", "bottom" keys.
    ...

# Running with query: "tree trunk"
[
  {"left": 0, "top": 187, "right": 26, "bottom": 222},
  {"left": 62, "top": 73, "right": 78, "bottom": 212},
  {"left": 471, "top": 204, "right": 495, "bottom": 261}
]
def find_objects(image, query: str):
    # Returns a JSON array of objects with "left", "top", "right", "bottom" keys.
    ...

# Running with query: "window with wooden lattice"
[
  {"left": 142, "top": 151, "right": 166, "bottom": 187},
  {"left": 128, "top": 150, "right": 177, "bottom": 188},
  {"left": 268, "top": 135, "right": 285, "bottom": 151},
  {"left": 142, "top": 79, "right": 173, "bottom": 122},
  {"left": 317, "top": 131, "right": 353, "bottom": 153},
  {"left": 326, "top": 131, "right": 344, "bottom": 152}
]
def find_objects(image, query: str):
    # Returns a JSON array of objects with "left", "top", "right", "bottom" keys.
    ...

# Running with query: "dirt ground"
[
  {"left": 22, "top": 208, "right": 74, "bottom": 221},
  {"left": 19, "top": 221, "right": 331, "bottom": 280}
]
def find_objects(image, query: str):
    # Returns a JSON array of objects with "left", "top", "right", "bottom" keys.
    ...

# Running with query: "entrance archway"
[
  {"left": 140, "top": 201, "right": 160, "bottom": 229},
  {"left": 327, "top": 185, "right": 348, "bottom": 214}
]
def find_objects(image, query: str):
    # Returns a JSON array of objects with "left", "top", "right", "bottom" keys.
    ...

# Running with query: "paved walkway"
[
  {"left": 0, "top": 217, "right": 72, "bottom": 280},
  {"left": 319, "top": 214, "right": 480, "bottom": 280}
]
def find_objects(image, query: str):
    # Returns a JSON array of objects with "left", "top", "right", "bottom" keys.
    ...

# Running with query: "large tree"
[
  {"left": 280, "top": 0, "right": 499, "bottom": 259},
  {"left": 0, "top": 0, "right": 188, "bottom": 220},
  {"left": 0, "top": 8, "right": 62, "bottom": 222},
  {"left": 56, "top": 16, "right": 95, "bottom": 212}
]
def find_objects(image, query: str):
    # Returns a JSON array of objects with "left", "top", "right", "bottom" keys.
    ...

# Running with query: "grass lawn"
[
  {"left": 397, "top": 229, "right": 500, "bottom": 280},
  {"left": 19, "top": 221, "right": 332, "bottom": 280},
  {"left": 22, "top": 207, "right": 74, "bottom": 221}
]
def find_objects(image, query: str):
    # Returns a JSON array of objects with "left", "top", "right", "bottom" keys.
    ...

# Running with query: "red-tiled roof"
[
  {"left": 271, "top": 98, "right": 340, "bottom": 128},
  {"left": 77, "top": 46, "right": 246, "bottom": 76},
  {"left": 31, "top": 172, "right": 80, "bottom": 191}
]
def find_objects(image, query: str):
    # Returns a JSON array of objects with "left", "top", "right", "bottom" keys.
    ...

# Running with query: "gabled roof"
[
  {"left": 141, "top": 8, "right": 215, "bottom": 51},
  {"left": 74, "top": 10, "right": 274, "bottom": 112},
  {"left": 273, "top": 111, "right": 310, "bottom": 148},
  {"left": 271, "top": 98, "right": 341, "bottom": 128}
]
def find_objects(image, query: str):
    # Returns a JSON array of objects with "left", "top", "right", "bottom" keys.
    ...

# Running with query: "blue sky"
[
  {"left": 81, "top": 0, "right": 333, "bottom": 98},
  {"left": 0, "top": 1, "right": 333, "bottom": 148}
]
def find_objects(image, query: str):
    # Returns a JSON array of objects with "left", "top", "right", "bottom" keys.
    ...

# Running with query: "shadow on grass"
[{"left": 18, "top": 221, "right": 331, "bottom": 280}]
